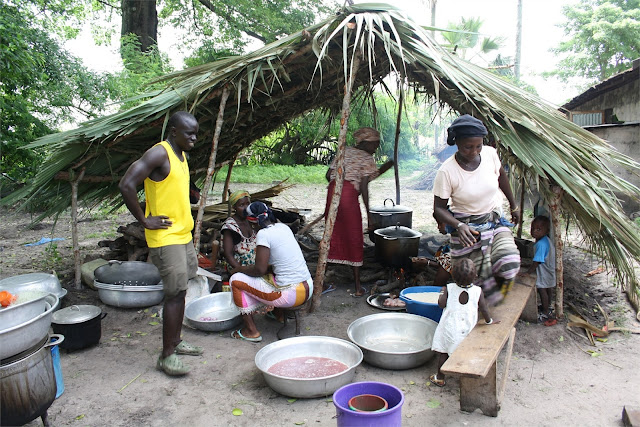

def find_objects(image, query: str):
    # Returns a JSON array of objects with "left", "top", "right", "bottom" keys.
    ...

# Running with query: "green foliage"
[
  {"left": 244, "top": 92, "right": 433, "bottom": 167},
  {"left": 0, "top": 2, "right": 112, "bottom": 180},
  {"left": 41, "top": 243, "right": 63, "bottom": 270},
  {"left": 439, "top": 17, "right": 504, "bottom": 64},
  {"left": 218, "top": 165, "right": 328, "bottom": 184},
  {"left": 547, "top": 0, "right": 640, "bottom": 82}
]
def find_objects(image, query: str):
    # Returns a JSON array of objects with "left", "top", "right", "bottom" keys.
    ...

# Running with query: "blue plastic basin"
[{"left": 399, "top": 286, "right": 443, "bottom": 322}]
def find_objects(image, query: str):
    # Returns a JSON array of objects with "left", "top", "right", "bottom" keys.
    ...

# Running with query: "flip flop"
[
  {"left": 157, "top": 354, "right": 190, "bottom": 376},
  {"left": 231, "top": 329, "right": 263, "bottom": 342},
  {"left": 351, "top": 286, "right": 368, "bottom": 298},
  {"left": 265, "top": 311, "right": 284, "bottom": 323},
  {"left": 429, "top": 373, "right": 446, "bottom": 387},
  {"left": 322, "top": 284, "right": 337, "bottom": 295},
  {"left": 544, "top": 318, "right": 558, "bottom": 327},
  {"left": 175, "top": 341, "right": 203, "bottom": 356}
]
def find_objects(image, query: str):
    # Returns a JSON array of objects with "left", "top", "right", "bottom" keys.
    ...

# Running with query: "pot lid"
[
  {"left": 374, "top": 225, "right": 422, "bottom": 238},
  {"left": 369, "top": 204, "right": 412, "bottom": 214},
  {"left": 52, "top": 305, "right": 101, "bottom": 324}
]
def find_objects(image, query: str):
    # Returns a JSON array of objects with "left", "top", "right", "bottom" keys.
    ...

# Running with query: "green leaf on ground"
[
  {"left": 294, "top": 422, "right": 305, "bottom": 425},
  {"left": 232, "top": 408, "right": 243, "bottom": 416},
  {"left": 426, "top": 398, "right": 441, "bottom": 408},
  {"left": 149, "top": 321, "right": 159, "bottom": 326},
  {"left": 558, "top": 335, "right": 564, "bottom": 342},
  {"left": 408, "top": 380, "right": 416, "bottom": 385},
  {"left": 287, "top": 398, "right": 297, "bottom": 403},
  {"left": 75, "top": 415, "right": 85, "bottom": 420}
]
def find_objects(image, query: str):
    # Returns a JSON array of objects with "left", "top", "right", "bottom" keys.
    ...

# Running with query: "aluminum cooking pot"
[
  {"left": 374, "top": 225, "right": 421, "bottom": 267},
  {"left": 369, "top": 198, "right": 413, "bottom": 231},
  {"left": 0, "top": 273, "right": 67, "bottom": 302},
  {"left": 94, "top": 260, "right": 162, "bottom": 286},
  {"left": 1, "top": 334, "right": 63, "bottom": 426}
]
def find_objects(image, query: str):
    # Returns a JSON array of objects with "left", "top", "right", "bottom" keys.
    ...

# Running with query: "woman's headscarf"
[
  {"left": 353, "top": 127, "right": 380, "bottom": 143},
  {"left": 245, "top": 201, "right": 277, "bottom": 228},
  {"left": 229, "top": 190, "right": 250, "bottom": 208},
  {"left": 446, "top": 115, "right": 488, "bottom": 146}
]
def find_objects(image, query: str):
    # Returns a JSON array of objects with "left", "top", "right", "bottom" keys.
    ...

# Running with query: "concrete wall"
[
  {"left": 574, "top": 79, "right": 639, "bottom": 122},
  {"left": 588, "top": 124, "right": 640, "bottom": 214}
]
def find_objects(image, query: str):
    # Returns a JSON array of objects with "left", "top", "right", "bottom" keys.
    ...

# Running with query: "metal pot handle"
[
  {"left": 45, "top": 334, "right": 65, "bottom": 348},
  {"left": 383, "top": 198, "right": 396, "bottom": 207},
  {"left": 382, "top": 235, "right": 397, "bottom": 241},
  {"left": 108, "top": 260, "right": 123, "bottom": 265},
  {"left": 101, "top": 312, "right": 108, "bottom": 320}
]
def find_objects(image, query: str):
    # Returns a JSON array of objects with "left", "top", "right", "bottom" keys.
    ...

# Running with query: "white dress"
[{"left": 431, "top": 283, "right": 482, "bottom": 355}]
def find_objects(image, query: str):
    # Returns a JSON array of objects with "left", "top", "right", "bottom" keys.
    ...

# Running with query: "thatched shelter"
[{"left": 5, "top": 4, "right": 640, "bottom": 314}]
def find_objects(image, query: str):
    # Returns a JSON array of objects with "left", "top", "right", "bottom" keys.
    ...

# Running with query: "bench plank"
[{"left": 441, "top": 275, "right": 535, "bottom": 379}]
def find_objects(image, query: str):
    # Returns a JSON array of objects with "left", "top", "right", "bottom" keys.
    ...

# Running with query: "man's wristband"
[{"left": 456, "top": 222, "right": 464, "bottom": 229}]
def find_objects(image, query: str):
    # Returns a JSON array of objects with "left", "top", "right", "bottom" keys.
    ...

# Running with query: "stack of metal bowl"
[
  {"left": 0, "top": 292, "right": 59, "bottom": 361},
  {"left": 93, "top": 261, "right": 164, "bottom": 308},
  {"left": 0, "top": 273, "right": 66, "bottom": 310}
]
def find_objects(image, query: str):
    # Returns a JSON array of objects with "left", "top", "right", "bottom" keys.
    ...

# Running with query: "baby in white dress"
[{"left": 430, "top": 258, "right": 500, "bottom": 387}]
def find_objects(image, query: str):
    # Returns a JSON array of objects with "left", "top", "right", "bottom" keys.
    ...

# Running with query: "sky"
[{"left": 65, "top": 0, "right": 582, "bottom": 105}]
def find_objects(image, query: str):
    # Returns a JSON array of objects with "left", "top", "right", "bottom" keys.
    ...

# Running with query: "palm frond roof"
[{"left": 5, "top": 4, "right": 640, "bottom": 301}]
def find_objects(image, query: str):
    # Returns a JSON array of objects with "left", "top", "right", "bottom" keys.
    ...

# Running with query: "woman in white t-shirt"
[
  {"left": 432, "top": 115, "right": 521, "bottom": 305},
  {"left": 229, "top": 202, "right": 313, "bottom": 342}
]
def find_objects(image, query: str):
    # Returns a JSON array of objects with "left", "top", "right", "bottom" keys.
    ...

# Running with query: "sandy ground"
[{"left": 1, "top": 177, "right": 639, "bottom": 427}]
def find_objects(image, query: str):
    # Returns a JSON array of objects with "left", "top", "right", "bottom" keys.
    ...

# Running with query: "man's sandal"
[
  {"left": 175, "top": 341, "right": 203, "bottom": 356},
  {"left": 430, "top": 373, "right": 446, "bottom": 387},
  {"left": 157, "top": 354, "right": 190, "bottom": 376}
]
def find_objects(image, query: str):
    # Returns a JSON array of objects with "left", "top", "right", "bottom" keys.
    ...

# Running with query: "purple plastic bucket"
[{"left": 333, "top": 382, "right": 404, "bottom": 427}]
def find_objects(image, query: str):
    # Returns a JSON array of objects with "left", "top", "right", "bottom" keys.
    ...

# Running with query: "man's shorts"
[{"left": 148, "top": 242, "right": 198, "bottom": 299}]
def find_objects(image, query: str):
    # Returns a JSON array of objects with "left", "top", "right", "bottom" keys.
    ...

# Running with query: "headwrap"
[
  {"left": 353, "top": 127, "right": 380, "bottom": 143},
  {"left": 446, "top": 115, "right": 488, "bottom": 146},
  {"left": 229, "top": 190, "right": 250, "bottom": 208},
  {"left": 245, "top": 201, "right": 276, "bottom": 228}
]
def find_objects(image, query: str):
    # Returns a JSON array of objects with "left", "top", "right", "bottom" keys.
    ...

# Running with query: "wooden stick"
[
  {"left": 549, "top": 186, "right": 564, "bottom": 318},
  {"left": 71, "top": 168, "right": 86, "bottom": 289},
  {"left": 310, "top": 53, "right": 361, "bottom": 313},
  {"left": 393, "top": 87, "right": 403, "bottom": 205},
  {"left": 222, "top": 154, "right": 236, "bottom": 203},
  {"left": 298, "top": 213, "right": 324, "bottom": 236},
  {"left": 193, "top": 85, "right": 231, "bottom": 252},
  {"left": 517, "top": 176, "right": 525, "bottom": 238}
]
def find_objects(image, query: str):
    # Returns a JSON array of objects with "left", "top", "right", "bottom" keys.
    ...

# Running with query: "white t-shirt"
[
  {"left": 256, "top": 223, "right": 312, "bottom": 286},
  {"left": 433, "top": 146, "right": 503, "bottom": 215}
]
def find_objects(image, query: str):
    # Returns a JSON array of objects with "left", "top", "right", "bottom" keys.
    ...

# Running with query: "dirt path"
[{"left": 2, "top": 179, "right": 639, "bottom": 426}]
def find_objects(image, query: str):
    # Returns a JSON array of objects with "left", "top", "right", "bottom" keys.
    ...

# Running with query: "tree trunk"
[
  {"left": 515, "top": 0, "right": 522, "bottom": 80},
  {"left": 121, "top": 0, "right": 158, "bottom": 54}
]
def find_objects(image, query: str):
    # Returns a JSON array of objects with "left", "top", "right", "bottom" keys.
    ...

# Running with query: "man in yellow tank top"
[{"left": 120, "top": 111, "right": 203, "bottom": 376}]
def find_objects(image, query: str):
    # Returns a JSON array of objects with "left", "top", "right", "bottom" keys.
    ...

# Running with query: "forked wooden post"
[
  {"left": 549, "top": 185, "right": 564, "bottom": 318},
  {"left": 71, "top": 167, "right": 86, "bottom": 289},
  {"left": 310, "top": 54, "right": 361, "bottom": 313},
  {"left": 193, "top": 86, "right": 231, "bottom": 252}
]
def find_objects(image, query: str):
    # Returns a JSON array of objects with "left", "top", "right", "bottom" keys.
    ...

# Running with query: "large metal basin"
[
  {"left": 347, "top": 313, "right": 437, "bottom": 370},
  {"left": 185, "top": 292, "right": 242, "bottom": 332},
  {"left": 0, "top": 291, "right": 50, "bottom": 333},
  {"left": 0, "top": 295, "right": 58, "bottom": 360},
  {"left": 255, "top": 336, "right": 363, "bottom": 398},
  {"left": 94, "top": 280, "right": 164, "bottom": 308},
  {"left": 0, "top": 273, "right": 67, "bottom": 301},
  {"left": 94, "top": 261, "right": 161, "bottom": 286}
]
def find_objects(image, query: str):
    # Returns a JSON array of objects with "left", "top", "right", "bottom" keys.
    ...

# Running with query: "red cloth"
[{"left": 324, "top": 180, "right": 364, "bottom": 266}]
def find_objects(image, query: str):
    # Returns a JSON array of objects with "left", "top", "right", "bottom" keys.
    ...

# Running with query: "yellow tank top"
[{"left": 144, "top": 141, "right": 194, "bottom": 248}]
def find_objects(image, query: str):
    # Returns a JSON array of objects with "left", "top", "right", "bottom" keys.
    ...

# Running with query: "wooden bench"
[{"left": 440, "top": 274, "right": 536, "bottom": 416}]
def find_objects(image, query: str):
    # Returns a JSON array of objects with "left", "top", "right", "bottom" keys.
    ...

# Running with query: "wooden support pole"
[
  {"left": 393, "top": 88, "right": 403, "bottom": 205},
  {"left": 516, "top": 176, "right": 525, "bottom": 238},
  {"left": 310, "top": 54, "right": 361, "bottom": 313},
  {"left": 549, "top": 186, "right": 564, "bottom": 318},
  {"left": 193, "top": 86, "right": 231, "bottom": 253},
  {"left": 70, "top": 168, "right": 86, "bottom": 289},
  {"left": 222, "top": 154, "right": 236, "bottom": 203}
]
